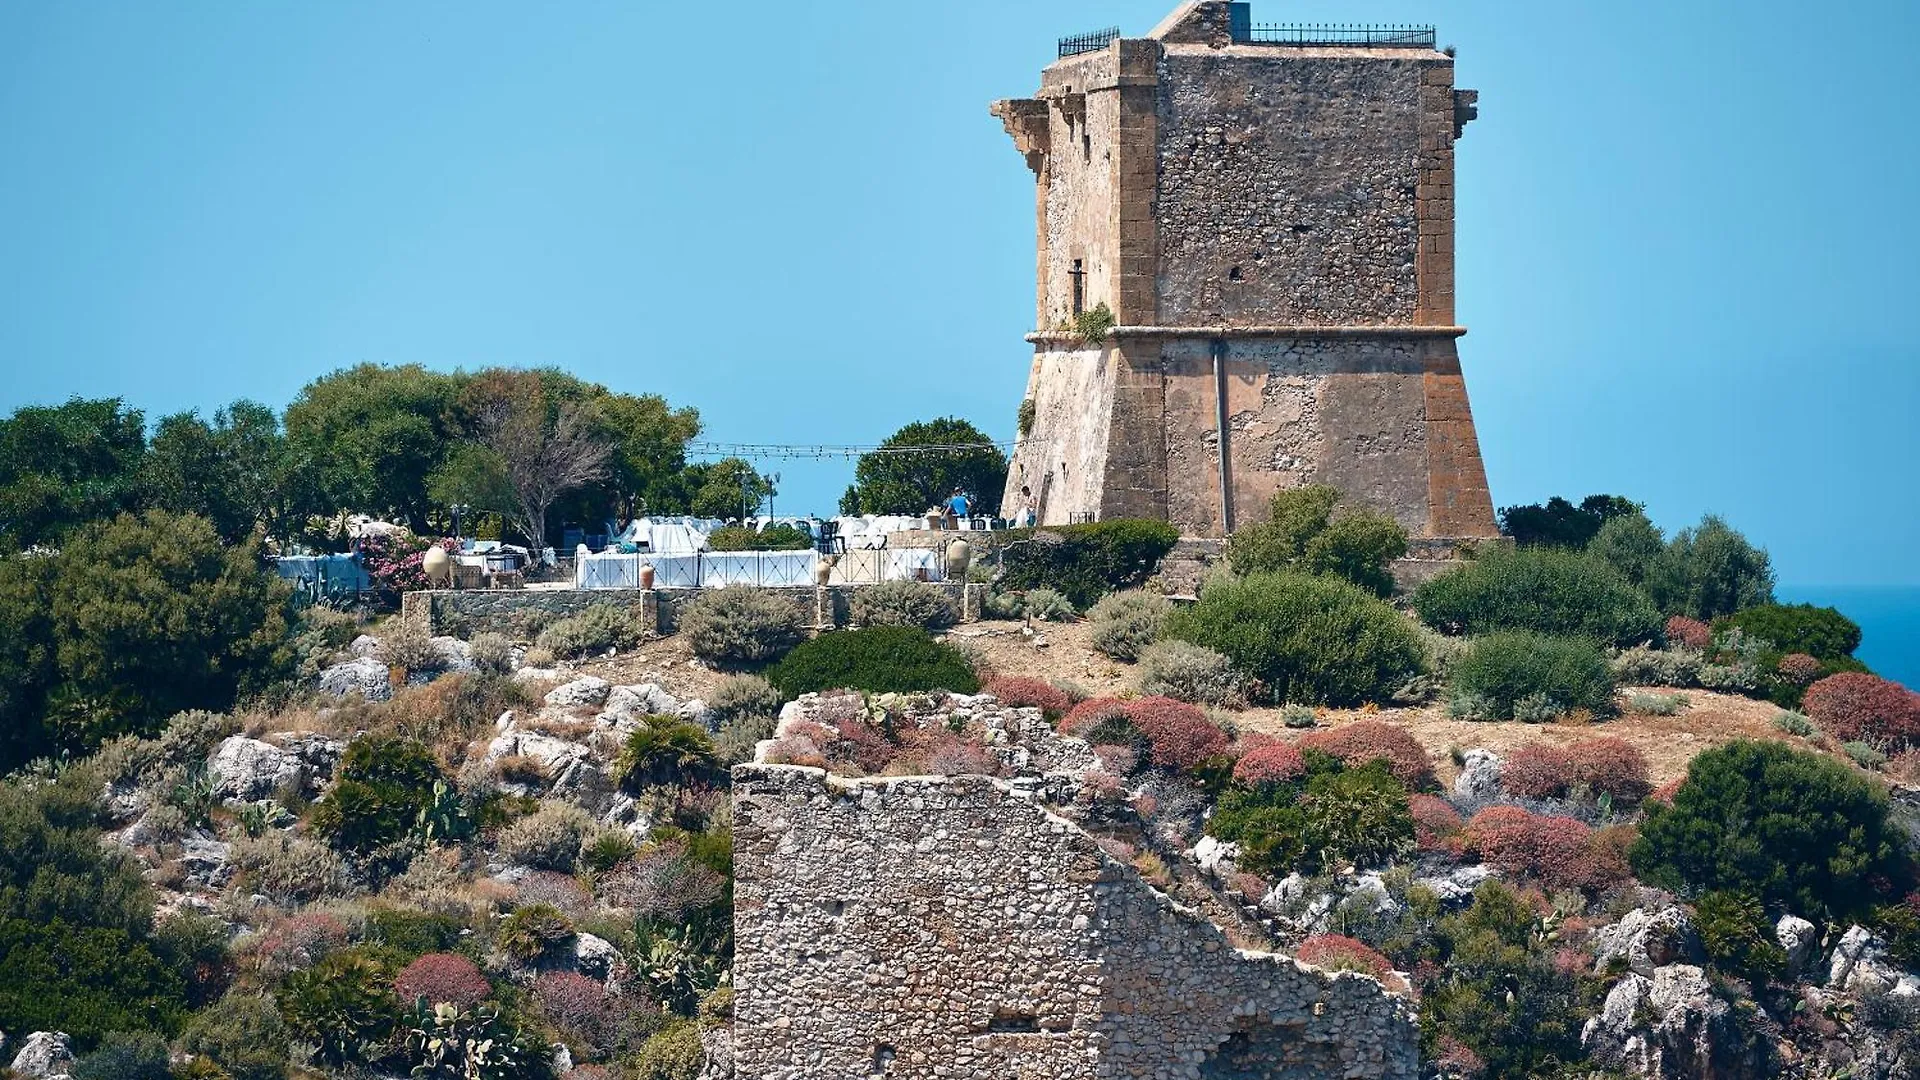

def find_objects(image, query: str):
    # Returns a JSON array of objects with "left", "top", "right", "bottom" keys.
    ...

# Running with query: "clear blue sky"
[{"left": 2, "top": 0, "right": 1915, "bottom": 586}]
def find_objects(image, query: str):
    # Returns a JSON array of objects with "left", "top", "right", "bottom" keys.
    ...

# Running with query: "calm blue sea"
[{"left": 1777, "top": 584, "right": 1920, "bottom": 690}]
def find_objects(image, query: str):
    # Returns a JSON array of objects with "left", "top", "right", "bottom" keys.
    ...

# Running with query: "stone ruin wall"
[{"left": 731, "top": 763, "right": 1419, "bottom": 1080}]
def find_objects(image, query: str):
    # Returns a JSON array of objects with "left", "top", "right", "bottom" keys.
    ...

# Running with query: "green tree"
[
  {"left": 1226, "top": 485, "right": 1408, "bottom": 597},
  {"left": 142, "top": 401, "right": 294, "bottom": 543},
  {"left": 841, "top": 418, "right": 1007, "bottom": 516},
  {"left": 1631, "top": 739, "right": 1902, "bottom": 918},
  {"left": 0, "top": 397, "right": 147, "bottom": 549},
  {"left": 49, "top": 511, "right": 289, "bottom": 749},
  {"left": 1496, "top": 493, "right": 1641, "bottom": 548},
  {"left": 0, "top": 553, "right": 59, "bottom": 770},
  {"left": 1586, "top": 509, "right": 1665, "bottom": 588},
  {"left": 1646, "top": 514, "right": 1775, "bottom": 620},
  {"left": 686, "top": 457, "right": 776, "bottom": 520},
  {"left": 283, "top": 364, "right": 461, "bottom": 531}
]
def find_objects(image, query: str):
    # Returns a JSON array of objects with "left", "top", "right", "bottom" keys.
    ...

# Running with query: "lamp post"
[{"left": 451, "top": 504, "right": 469, "bottom": 546}]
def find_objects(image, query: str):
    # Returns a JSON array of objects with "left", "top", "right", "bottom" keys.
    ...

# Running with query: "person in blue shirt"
[{"left": 945, "top": 488, "right": 970, "bottom": 529}]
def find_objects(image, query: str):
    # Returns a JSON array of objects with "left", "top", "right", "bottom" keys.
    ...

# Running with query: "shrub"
[
  {"left": 997, "top": 518, "right": 1180, "bottom": 608},
  {"left": 181, "top": 993, "right": 291, "bottom": 1080},
  {"left": 1499, "top": 744, "right": 1572, "bottom": 800},
  {"left": 1227, "top": 486, "right": 1408, "bottom": 598},
  {"left": 1587, "top": 508, "right": 1667, "bottom": 587},
  {"left": 1410, "top": 794, "right": 1465, "bottom": 852},
  {"left": 706, "top": 523, "right": 810, "bottom": 551},
  {"left": 533, "top": 971, "right": 643, "bottom": 1057},
  {"left": 1281, "top": 704, "right": 1317, "bottom": 728},
  {"left": 1232, "top": 740, "right": 1307, "bottom": 786},
  {"left": 1610, "top": 644, "right": 1703, "bottom": 687},
  {"left": 307, "top": 735, "right": 444, "bottom": 853},
  {"left": 1565, "top": 737, "right": 1652, "bottom": 803},
  {"left": 1125, "top": 697, "right": 1228, "bottom": 771},
  {"left": 1718, "top": 603, "right": 1860, "bottom": 659},
  {"left": 1295, "top": 934, "right": 1394, "bottom": 981},
  {"left": 1059, "top": 697, "right": 1140, "bottom": 747},
  {"left": 1626, "top": 690, "right": 1689, "bottom": 715},
  {"left": 925, "top": 735, "right": 1003, "bottom": 777},
  {"left": 1630, "top": 739, "right": 1902, "bottom": 917},
  {"left": 1447, "top": 631, "right": 1615, "bottom": 722},
  {"left": 377, "top": 617, "right": 440, "bottom": 673},
  {"left": 1412, "top": 546, "right": 1660, "bottom": 647},
  {"left": 1776, "top": 652, "right": 1822, "bottom": 685},
  {"left": 1298, "top": 721, "right": 1434, "bottom": 790},
  {"left": 393, "top": 952, "right": 491, "bottom": 1008},
  {"left": 619, "top": 719, "right": 721, "bottom": 791},
  {"left": 1773, "top": 709, "right": 1815, "bottom": 737},
  {"left": 679, "top": 586, "right": 805, "bottom": 666},
  {"left": 365, "top": 907, "right": 467, "bottom": 958},
  {"left": 1844, "top": 741, "right": 1888, "bottom": 769},
  {"left": 1464, "top": 807, "right": 1621, "bottom": 892},
  {"left": 1498, "top": 494, "right": 1641, "bottom": 549},
  {"left": 1020, "top": 586, "right": 1078, "bottom": 622},
  {"left": 275, "top": 950, "right": 400, "bottom": 1069},
  {"left": 630, "top": 1020, "right": 706, "bottom": 1080},
  {"left": 71, "top": 1031, "right": 171, "bottom": 1080},
  {"left": 1693, "top": 891, "right": 1787, "bottom": 982},
  {"left": 1802, "top": 672, "right": 1920, "bottom": 746},
  {"left": 983, "top": 676, "right": 1072, "bottom": 719},
  {"left": 713, "top": 713, "right": 777, "bottom": 766},
  {"left": 1164, "top": 571, "right": 1425, "bottom": 707},
  {"left": 850, "top": 579, "right": 958, "bottom": 631},
  {"left": 229, "top": 835, "right": 347, "bottom": 906},
  {"left": 768, "top": 626, "right": 979, "bottom": 697},
  {"left": 496, "top": 904, "right": 576, "bottom": 964},
  {"left": 1087, "top": 591, "right": 1169, "bottom": 661},
  {"left": 1646, "top": 515, "right": 1776, "bottom": 621},
  {"left": 536, "top": 603, "right": 648, "bottom": 660},
  {"left": 468, "top": 632, "right": 516, "bottom": 675},
  {"left": 1133, "top": 639, "right": 1247, "bottom": 708},
  {"left": 1664, "top": 616, "right": 1712, "bottom": 651},
  {"left": 0, "top": 918, "right": 186, "bottom": 1046},
  {"left": 498, "top": 802, "right": 595, "bottom": 871},
  {"left": 1422, "top": 881, "right": 1589, "bottom": 1078},
  {"left": 1208, "top": 758, "right": 1413, "bottom": 874},
  {"left": 705, "top": 674, "right": 783, "bottom": 727},
  {"left": 247, "top": 911, "right": 350, "bottom": 977}
]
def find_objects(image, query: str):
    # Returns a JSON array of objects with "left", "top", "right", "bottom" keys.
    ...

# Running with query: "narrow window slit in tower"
[{"left": 1070, "top": 259, "right": 1086, "bottom": 315}]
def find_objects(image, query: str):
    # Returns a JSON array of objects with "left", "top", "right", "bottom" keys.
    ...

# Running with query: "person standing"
[
  {"left": 1017, "top": 485, "right": 1038, "bottom": 528},
  {"left": 945, "top": 487, "right": 970, "bottom": 529}
]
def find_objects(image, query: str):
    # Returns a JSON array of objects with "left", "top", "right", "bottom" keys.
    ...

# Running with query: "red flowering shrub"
[
  {"left": 1665, "top": 616, "right": 1712, "bottom": 652},
  {"left": 1803, "top": 673, "right": 1920, "bottom": 745},
  {"left": 1295, "top": 934, "right": 1394, "bottom": 981},
  {"left": 763, "top": 734, "right": 824, "bottom": 768},
  {"left": 983, "top": 676, "right": 1073, "bottom": 719},
  {"left": 1125, "top": 697, "right": 1228, "bottom": 770},
  {"left": 1649, "top": 774, "right": 1685, "bottom": 804},
  {"left": 1092, "top": 743, "right": 1138, "bottom": 776},
  {"left": 1410, "top": 794, "right": 1465, "bottom": 852},
  {"left": 358, "top": 532, "right": 446, "bottom": 593},
  {"left": 597, "top": 840, "right": 727, "bottom": 922},
  {"left": 828, "top": 718, "right": 899, "bottom": 774},
  {"left": 1465, "top": 807, "right": 1622, "bottom": 892},
  {"left": 1776, "top": 652, "right": 1823, "bottom": 686},
  {"left": 1432, "top": 1035, "right": 1487, "bottom": 1079},
  {"left": 1500, "top": 744, "right": 1573, "bottom": 800},
  {"left": 1233, "top": 740, "right": 1307, "bottom": 786},
  {"left": 394, "top": 952, "right": 491, "bottom": 1007},
  {"left": 1565, "top": 737, "right": 1652, "bottom": 803},
  {"left": 1061, "top": 697, "right": 1134, "bottom": 738},
  {"left": 250, "top": 911, "right": 349, "bottom": 976},
  {"left": 1299, "top": 721, "right": 1434, "bottom": 790},
  {"left": 1230, "top": 871, "right": 1270, "bottom": 904},
  {"left": 533, "top": 971, "right": 641, "bottom": 1054},
  {"left": 925, "top": 735, "right": 1002, "bottom": 777},
  {"left": 515, "top": 870, "right": 595, "bottom": 917}
]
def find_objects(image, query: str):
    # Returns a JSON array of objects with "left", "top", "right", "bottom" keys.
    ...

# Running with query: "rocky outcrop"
[
  {"left": 544, "top": 676, "right": 612, "bottom": 710},
  {"left": 1453, "top": 748, "right": 1502, "bottom": 801},
  {"left": 1582, "top": 964, "right": 1769, "bottom": 1079},
  {"left": 1775, "top": 913, "right": 1818, "bottom": 979},
  {"left": 1827, "top": 924, "right": 1918, "bottom": 996},
  {"left": 1592, "top": 906, "right": 1705, "bottom": 978},
  {"left": 316, "top": 656, "right": 393, "bottom": 702},
  {"left": 208, "top": 736, "right": 303, "bottom": 802},
  {"left": 9, "top": 1031, "right": 74, "bottom": 1079}
]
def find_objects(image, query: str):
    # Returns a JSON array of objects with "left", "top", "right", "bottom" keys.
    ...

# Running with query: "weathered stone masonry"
[
  {"left": 732, "top": 765, "right": 1418, "bottom": 1079},
  {"left": 996, "top": 1, "right": 1499, "bottom": 543}
]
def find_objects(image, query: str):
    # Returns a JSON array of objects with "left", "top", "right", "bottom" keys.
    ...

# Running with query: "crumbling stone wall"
[{"left": 732, "top": 765, "right": 1419, "bottom": 1079}]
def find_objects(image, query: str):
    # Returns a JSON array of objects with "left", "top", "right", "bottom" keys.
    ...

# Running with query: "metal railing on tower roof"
[
  {"left": 1244, "top": 23, "right": 1436, "bottom": 47},
  {"left": 1058, "top": 26, "right": 1121, "bottom": 58}
]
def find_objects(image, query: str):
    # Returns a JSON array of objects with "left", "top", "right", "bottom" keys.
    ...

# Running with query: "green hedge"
[
  {"left": 768, "top": 626, "right": 979, "bottom": 698},
  {"left": 1413, "top": 546, "right": 1660, "bottom": 647},
  {"left": 706, "top": 524, "right": 812, "bottom": 552},
  {"left": 1163, "top": 571, "right": 1424, "bottom": 707},
  {"left": 1715, "top": 603, "right": 1861, "bottom": 659},
  {"left": 997, "top": 518, "right": 1180, "bottom": 608}
]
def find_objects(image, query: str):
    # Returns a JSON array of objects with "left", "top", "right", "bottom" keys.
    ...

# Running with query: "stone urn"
[
  {"left": 422, "top": 544, "right": 452, "bottom": 589},
  {"left": 813, "top": 556, "right": 835, "bottom": 586},
  {"left": 944, "top": 538, "right": 972, "bottom": 580},
  {"left": 639, "top": 562, "right": 656, "bottom": 590}
]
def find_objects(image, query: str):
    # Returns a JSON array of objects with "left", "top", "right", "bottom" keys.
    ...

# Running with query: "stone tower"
[{"left": 995, "top": 0, "right": 1499, "bottom": 546}]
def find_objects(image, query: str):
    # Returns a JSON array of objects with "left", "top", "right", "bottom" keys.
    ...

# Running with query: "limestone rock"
[
  {"left": 10, "top": 1032, "right": 75, "bottom": 1078},
  {"left": 596, "top": 683, "right": 681, "bottom": 729},
  {"left": 485, "top": 730, "right": 590, "bottom": 781},
  {"left": 1827, "top": 924, "right": 1903, "bottom": 993},
  {"left": 179, "top": 832, "right": 234, "bottom": 889},
  {"left": 430, "top": 636, "right": 477, "bottom": 674},
  {"left": 545, "top": 676, "right": 612, "bottom": 710},
  {"left": 317, "top": 656, "right": 393, "bottom": 702},
  {"left": 697, "top": 1023, "right": 734, "bottom": 1080},
  {"left": 208, "top": 736, "right": 302, "bottom": 802},
  {"left": 1774, "top": 913, "right": 1817, "bottom": 979},
  {"left": 273, "top": 732, "right": 345, "bottom": 785},
  {"left": 348, "top": 634, "right": 380, "bottom": 658},
  {"left": 549, "top": 1044, "right": 574, "bottom": 1075},
  {"left": 1583, "top": 965, "right": 1767, "bottom": 1079},
  {"left": 1415, "top": 863, "right": 1495, "bottom": 907},
  {"left": 573, "top": 931, "right": 620, "bottom": 981},
  {"left": 1592, "top": 907, "right": 1704, "bottom": 978},
  {"left": 1191, "top": 835, "right": 1240, "bottom": 878},
  {"left": 1453, "top": 749, "right": 1501, "bottom": 801}
]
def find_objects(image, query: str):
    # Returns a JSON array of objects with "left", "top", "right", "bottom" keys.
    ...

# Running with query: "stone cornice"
[{"left": 1025, "top": 324, "right": 1467, "bottom": 344}]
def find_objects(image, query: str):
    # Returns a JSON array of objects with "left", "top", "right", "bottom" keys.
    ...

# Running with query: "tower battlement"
[{"left": 997, "top": 0, "right": 1499, "bottom": 541}]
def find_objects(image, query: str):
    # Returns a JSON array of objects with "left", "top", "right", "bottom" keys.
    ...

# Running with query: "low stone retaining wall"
[{"left": 401, "top": 583, "right": 985, "bottom": 638}]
